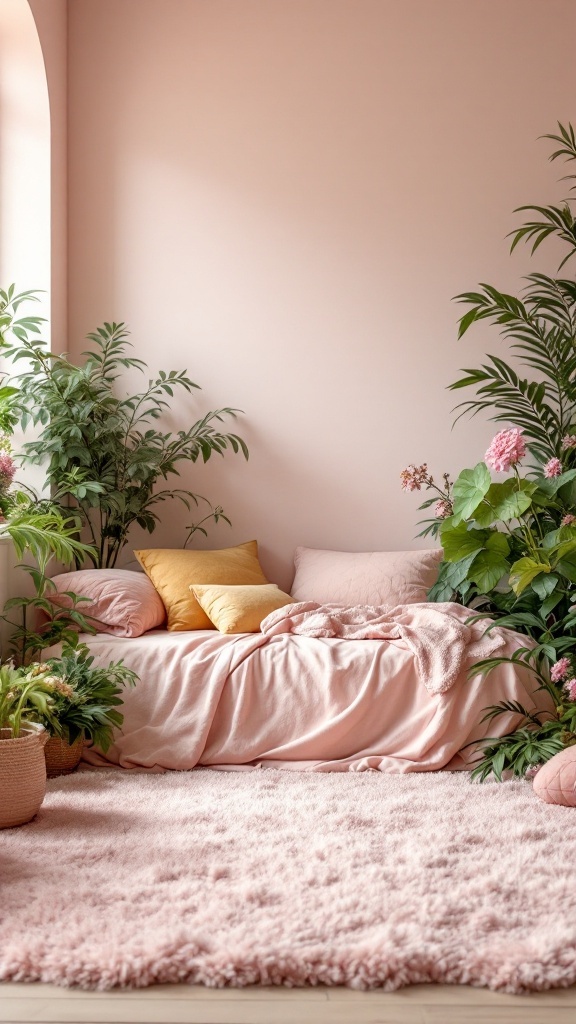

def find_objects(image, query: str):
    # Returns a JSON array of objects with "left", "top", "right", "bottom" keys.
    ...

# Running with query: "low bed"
[
  {"left": 79, "top": 605, "right": 551, "bottom": 773},
  {"left": 46, "top": 545, "right": 553, "bottom": 774}
]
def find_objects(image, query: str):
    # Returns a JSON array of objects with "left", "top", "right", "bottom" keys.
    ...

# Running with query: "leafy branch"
[{"left": 3, "top": 316, "right": 249, "bottom": 567}]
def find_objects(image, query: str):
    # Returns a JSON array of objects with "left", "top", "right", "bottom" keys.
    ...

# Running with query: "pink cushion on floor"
[{"left": 533, "top": 747, "right": 576, "bottom": 806}]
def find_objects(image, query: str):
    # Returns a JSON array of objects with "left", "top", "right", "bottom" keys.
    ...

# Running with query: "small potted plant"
[
  {"left": 0, "top": 661, "right": 59, "bottom": 828},
  {"left": 38, "top": 637, "right": 137, "bottom": 777},
  {"left": 0, "top": 469, "right": 136, "bottom": 779}
]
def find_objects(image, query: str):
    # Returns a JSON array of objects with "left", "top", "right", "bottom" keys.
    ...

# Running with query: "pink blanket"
[
  {"left": 80, "top": 601, "right": 553, "bottom": 774},
  {"left": 261, "top": 601, "right": 504, "bottom": 695}
]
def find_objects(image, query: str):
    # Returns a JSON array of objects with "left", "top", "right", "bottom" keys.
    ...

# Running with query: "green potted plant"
[
  {"left": 0, "top": 510, "right": 138, "bottom": 778},
  {"left": 39, "top": 637, "right": 137, "bottom": 777},
  {"left": 1, "top": 289, "right": 248, "bottom": 567},
  {"left": 0, "top": 661, "right": 59, "bottom": 827},
  {"left": 0, "top": 454, "right": 135, "bottom": 781},
  {"left": 401, "top": 122, "right": 576, "bottom": 780}
]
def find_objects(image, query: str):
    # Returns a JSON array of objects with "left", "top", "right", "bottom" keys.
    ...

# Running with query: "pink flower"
[
  {"left": 484, "top": 428, "right": 526, "bottom": 473},
  {"left": 551, "top": 657, "right": 571, "bottom": 683},
  {"left": 0, "top": 452, "right": 15, "bottom": 492},
  {"left": 434, "top": 498, "right": 453, "bottom": 519},
  {"left": 544, "top": 457, "right": 563, "bottom": 478},
  {"left": 400, "top": 464, "right": 429, "bottom": 492},
  {"left": 564, "top": 679, "right": 576, "bottom": 702},
  {"left": 562, "top": 435, "right": 576, "bottom": 450},
  {"left": 524, "top": 763, "right": 542, "bottom": 780},
  {"left": 561, "top": 514, "right": 576, "bottom": 526}
]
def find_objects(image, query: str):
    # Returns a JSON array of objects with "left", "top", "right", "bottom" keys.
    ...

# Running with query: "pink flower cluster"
[
  {"left": 0, "top": 452, "right": 15, "bottom": 494},
  {"left": 484, "top": 428, "right": 526, "bottom": 473},
  {"left": 544, "top": 457, "right": 563, "bottom": 478},
  {"left": 434, "top": 499, "right": 453, "bottom": 519},
  {"left": 551, "top": 657, "right": 571, "bottom": 683},
  {"left": 561, "top": 514, "right": 576, "bottom": 527},
  {"left": 565, "top": 679, "right": 576, "bottom": 702},
  {"left": 551, "top": 660, "right": 576, "bottom": 701},
  {"left": 562, "top": 435, "right": 576, "bottom": 450},
  {"left": 400, "top": 464, "right": 429, "bottom": 492}
]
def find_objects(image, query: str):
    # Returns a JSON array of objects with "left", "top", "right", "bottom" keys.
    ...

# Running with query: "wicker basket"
[
  {"left": 44, "top": 733, "right": 84, "bottom": 778},
  {"left": 0, "top": 723, "right": 48, "bottom": 829}
]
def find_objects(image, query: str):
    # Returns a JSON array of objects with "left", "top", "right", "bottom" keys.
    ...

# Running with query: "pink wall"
[{"left": 66, "top": 0, "right": 576, "bottom": 590}]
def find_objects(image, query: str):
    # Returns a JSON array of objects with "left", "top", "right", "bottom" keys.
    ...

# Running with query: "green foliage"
[
  {"left": 0, "top": 494, "right": 96, "bottom": 665},
  {"left": 2, "top": 563, "right": 96, "bottom": 667},
  {"left": 450, "top": 124, "right": 576, "bottom": 466},
  {"left": 2, "top": 314, "right": 249, "bottom": 567},
  {"left": 451, "top": 463, "right": 491, "bottom": 523},
  {"left": 0, "top": 660, "right": 61, "bottom": 737},
  {"left": 405, "top": 123, "right": 576, "bottom": 780},
  {"left": 40, "top": 636, "right": 137, "bottom": 750},
  {"left": 0, "top": 284, "right": 40, "bottom": 434},
  {"left": 0, "top": 638, "right": 136, "bottom": 749},
  {"left": 468, "top": 694, "right": 575, "bottom": 782},
  {"left": 0, "top": 288, "right": 138, "bottom": 749},
  {"left": 0, "top": 494, "right": 93, "bottom": 572}
]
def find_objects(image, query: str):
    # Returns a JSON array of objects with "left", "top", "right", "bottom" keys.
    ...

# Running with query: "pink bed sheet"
[{"left": 80, "top": 602, "right": 553, "bottom": 773}]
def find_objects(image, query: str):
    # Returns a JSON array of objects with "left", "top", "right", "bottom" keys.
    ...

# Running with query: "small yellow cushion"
[
  {"left": 134, "top": 541, "right": 268, "bottom": 631},
  {"left": 190, "top": 583, "right": 295, "bottom": 634}
]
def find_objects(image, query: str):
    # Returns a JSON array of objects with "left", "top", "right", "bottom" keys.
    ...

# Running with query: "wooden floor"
[{"left": 2, "top": 982, "right": 576, "bottom": 1024}]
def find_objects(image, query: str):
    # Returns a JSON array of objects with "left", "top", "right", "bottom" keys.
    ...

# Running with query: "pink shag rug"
[{"left": 1, "top": 768, "right": 576, "bottom": 993}]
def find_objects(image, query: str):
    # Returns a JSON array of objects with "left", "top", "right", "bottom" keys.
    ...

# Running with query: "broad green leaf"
[
  {"left": 473, "top": 478, "right": 535, "bottom": 527},
  {"left": 531, "top": 573, "right": 558, "bottom": 600},
  {"left": 439, "top": 519, "right": 487, "bottom": 562},
  {"left": 484, "top": 531, "right": 510, "bottom": 557},
  {"left": 427, "top": 552, "right": 479, "bottom": 602},
  {"left": 541, "top": 591, "right": 564, "bottom": 619},
  {"left": 551, "top": 538, "right": 576, "bottom": 563},
  {"left": 542, "top": 526, "right": 576, "bottom": 550},
  {"left": 452, "top": 462, "right": 492, "bottom": 524},
  {"left": 556, "top": 552, "right": 576, "bottom": 584},
  {"left": 509, "top": 557, "right": 551, "bottom": 596},
  {"left": 469, "top": 550, "right": 510, "bottom": 593}
]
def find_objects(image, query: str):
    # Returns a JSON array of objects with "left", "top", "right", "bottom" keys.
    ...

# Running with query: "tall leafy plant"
[
  {"left": 1, "top": 300, "right": 248, "bottom": 567},
  {"left": 402, "top": 124, "right": 576, "bottom": 779}
]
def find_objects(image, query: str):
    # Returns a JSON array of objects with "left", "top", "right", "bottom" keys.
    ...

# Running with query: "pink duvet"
[{"left": 81, "top": 601, "right": 553, "bottom": 773}]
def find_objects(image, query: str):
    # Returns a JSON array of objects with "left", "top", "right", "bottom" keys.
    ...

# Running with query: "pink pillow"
[
  {"left": 290, "top": 547, "right": 442, "bottom": 606},
  {"left": 533, "top": 747, "right": 576, "bottom": 806},
  {"left": 48, "top": 569, "right": 166, "bottom": 638}
]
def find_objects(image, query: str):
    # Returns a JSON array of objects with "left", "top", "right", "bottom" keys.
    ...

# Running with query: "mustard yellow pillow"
[
  {"left": 134, "top": 541, "right": 268, "bottom": 631},
  {"left": 191, "top": 583, "right": 295, "bottom": 634}
]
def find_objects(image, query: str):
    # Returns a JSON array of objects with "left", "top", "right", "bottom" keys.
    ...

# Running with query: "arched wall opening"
[
  {"left": 0, "top": 0, "right": 51, "bottom": 328},
  {"left": 0, "top": 0, "right": 53, "bottom": 621}
]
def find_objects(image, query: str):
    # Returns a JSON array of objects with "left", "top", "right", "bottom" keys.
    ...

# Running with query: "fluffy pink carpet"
[{"left": 1, "top": 768, "right": 575, "bottom": 993}]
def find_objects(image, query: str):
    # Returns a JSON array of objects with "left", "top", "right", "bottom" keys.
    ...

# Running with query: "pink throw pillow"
[
  {"left": 533, "top": 747, "right": 576, "bottom": 807},
  {"left": 290, "top": 547, "right": 442, "bottom": 606},
  {"left": 48, "top": 569, "right": 166, "bottom": 638}
]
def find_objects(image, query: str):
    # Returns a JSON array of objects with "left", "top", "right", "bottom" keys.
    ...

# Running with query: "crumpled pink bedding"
[
  {"left": 81, "top": 601, "right": 553, "bottom": 773},
  {"left": 261, "top": 601, "right": 505, "bottom": 695}
]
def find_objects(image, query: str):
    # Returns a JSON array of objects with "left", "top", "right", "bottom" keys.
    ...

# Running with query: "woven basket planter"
[
  {"left": 44, "top": 733, "right": 84, "bottom": 779},
  {"left": 0, "top": 723, "right": 48, "bottom": 829}
]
